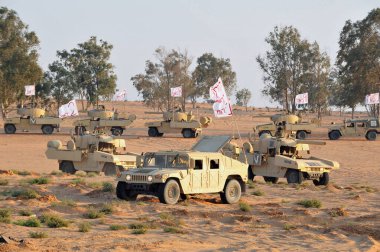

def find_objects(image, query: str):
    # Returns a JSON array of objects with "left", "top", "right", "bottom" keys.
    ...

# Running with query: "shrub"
[
  {"left": 51, "top": 199, "right": 77, "bottom": 208},
  {"left": 99, "top": 203, "right": 114, "bottom": 215},
  {"left": 86, "top": 172, "right": 98, "bottom": 177},
  {"left": 239, "top": 202, "right": 252, "bottom": 212},
  {"left": 75, "top": 171, "right": 87, "bottom": 177},
  {"left": 71, "top": 178, "right": 85, "bottom": 186},
  {"left": 40, "top": 213, "right": 69, "bottom": 228},
  {"left": 328, "top": 207, "right": 348, "bottom": 217},
  {"left": 12, "top": 170, "right": 31, "bottom": 176},
  {"left": 0, "top": 209, "right": 11, "bottom": 223},
  {"left": 87, "top": 182, "right": 102, "bottom": 189},
  {"left": 110, "top": 224, "right": 127, "bottom": 230},
  {"left": 247, "top": 180, "right": 255, "bottom": 189},
  {"left": 84, "top": 209, "right": 104, "bottom": 219},
  {"left": 132, "top": 229, "right": 147, "bottom": 234},
  {"left": 297, "top": 199, "right": 322, "bottom": 208},
  {"left": 0, "top": 179, "right": 9, "bottom": 186},
  {"left": 50, "top": 171, "right": 63, "bottom": 177},
  {"left": 28, "top": 177, "right": 50, "bottom": 185},
  {"left": 252, "top": 190, "right": 264, "bottom": 196},
  {"left": 163, "top": 226, "right": 186, "bottom": 234},
  {"left": 129, "top": 223, "right": 149, "bottom": 230},
  {"left": 78, "top": 222, "right": 91, "bottom": 232},
  {"left": 19, "top": 209, "right": 33, "bottom": 216},
  {"left": 29, "top": 231, "right": 48, "bottom": 238},
  {"left": 11, "top": 188, "right": 39, "bottom": 199},
  {"left": 14, "top": 217, "right": 41, "bottom": 227},
  {"left": 102, "top": 182, "right": 114, "bottom": 192},
  {"left": 284, "top": 223, "right": 297, "bottom": 231}
]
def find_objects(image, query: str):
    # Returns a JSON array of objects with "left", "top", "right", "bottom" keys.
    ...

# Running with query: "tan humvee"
[
  {"left": 45, "top": 131, "right": 140, "bottom": 175},
  {"left": 74, "top": 105, "right": 136, "bottom": 136},
  {"left": 328, "top": 118, "right": 380, "bottom": 141},
  {"left": 116, "top": 135, "right": 248, "bottom": 204},
  {"left": 241, "top": 127, "right": 339, "bottom": 185},
  {"left": 145, "top": 109, "right": 212, "bottom": 138},
  {"left": 4, "top": 107, "right": 61, "bottom": 134},
  {"left": 256, "top": 114, "right": 316, "bottom": 139}
]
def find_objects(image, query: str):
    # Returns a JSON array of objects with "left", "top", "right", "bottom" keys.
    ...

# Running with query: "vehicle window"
[
  {"left": 144, "top": 154, "right": 165, "bottom": 168},
  {"left": 346, "top": 122, "right": 354, "bottom": 127},
  {"left": 194, "top": 160, "right": 203, "bottom": 170},
  {"left": 268, "top": 147, "right": 276, "bottom": 157},
  {"left": 167, "top": 154, "right": 189, "bottom": 168},
  {"left": 358, "top": 123, "right": 365, "bottom": 127},
  {"left": 210, "top": 159, "right": 219, "bottom": 169}
]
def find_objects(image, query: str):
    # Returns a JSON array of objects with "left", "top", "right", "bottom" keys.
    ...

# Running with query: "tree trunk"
[{"left": 351, "top": 107, "right": 355, "bottom": 119}]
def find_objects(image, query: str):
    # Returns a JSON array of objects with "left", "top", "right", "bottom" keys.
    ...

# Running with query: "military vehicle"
[
  {"left": 328, "top": 118, "right": 380, "bottom": 141},
  {"left": 45, "top": 130, "right": 140, "bottom": 175},
  {"left": 74, "top": 105, "right": 136, "bottom": 136},
  {"left": 242, "top": 126, "right": 339, "bottom": 185},
  {"left": 116, "top": 135, "right": 248, "bottom": 204},
  {"left": 255, "top": 114, "right": 316, "bottom": 139},
  {"left": 4, "top": 106, "right": 61, "bottom": 134},
  {"left": 145, "top": 109, "right": 212, "bottom": 138}
]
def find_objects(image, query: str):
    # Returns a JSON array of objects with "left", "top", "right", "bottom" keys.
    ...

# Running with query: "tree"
[
  {"left": 336, "top": 8, "right": 380, "bottom": 118},
  {"left": 0, "top": 7, "right": 43, "bottom": 117},
  {"left": 235, "top": 88, "right": 252, "bottom": 111},
  {"left": 132, "top": 47, "right": 192, "bottom": 111},
  {"left": 192, "top": 53, "right": 237, "bottom": 106}
]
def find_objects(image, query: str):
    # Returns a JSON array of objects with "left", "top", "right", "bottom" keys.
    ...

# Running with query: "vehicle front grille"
[{"left": 131, "top": 175, "right": 147, "bottom": 181}]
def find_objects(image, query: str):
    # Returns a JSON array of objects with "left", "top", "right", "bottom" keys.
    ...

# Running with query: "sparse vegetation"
[
  {"left": 110, "top": 224, "right": 127, "bottom": 230},
  {"left": 102, "top": 182, "right": 114, "bottom": 192},
  {"left": 12, "top": 170, "right": 32, "bottom": 176},
  {"left": 19, "top": 209, "right": 33, "bottom": 216},
  {"left": 78, "top": 222, "right": 91, "bottom": 232},
  {"left": 11, "top": 188, "right": 39, "bottom": 199},
  {"left": 239, "top": 202, "right": 252, "bottom": 212},
  {"left": 297, "top": 199, "right": 322, "bottom": 208},
  {"left": 86, "top": 172, "right": 98, "bottom": 177},
  {"left": 71, "top": 178, "right": 85, "bottom": 186},
  {"left": 51, "top": 199, "right": 77, "bottom": 208},
  {"left": 28, "top": 177, "right": 50, "bottom": 185},
  {"left": 39, "top": 213, "right": 69, "bottom": 228},
  {"left": 99, "top": 203, "right": 114, "bottom": 215},
  {"left": 87, "top": 182, "right": 102, "bottom": 189},
  {"left": 0, "top": 208, "right": 11, "bottom": 223},
  {"left": 252, "top": 190, "right": 264, "bottom": 196},
  {"left": 14, "top": 217, "right": 41, "bottom": 227},
  {"left": 247, "top": 180, "right": 255, "bottom": 189},
  {"left": 328, "top": 207, "right": 348, "bottom": 217},
  {"left": 129, "top": 223, "right": 149, "bottom": 230},
  {"left": 75, "top": 171, "right": 87, "bottom": 177},
  {"left": 132, "top": 228, "right": 147, "bottom": 234},
  {"left": 284, "top": 223, "right": 297, "bottom": 231},
  {"left": 84, "top": 209, "right": 104, "bottom": 219},
  {"left": 29, "top": 231, "right": 48, "bottom": 239},
  {"left": 163, "top": 226, "right": 186, "bottom": 234},
  {"left": 50, "top": 171, "right": 64, "bottom": 177},
  {"left": 0, "top": 179, "right": 9, "bottom": 186}
]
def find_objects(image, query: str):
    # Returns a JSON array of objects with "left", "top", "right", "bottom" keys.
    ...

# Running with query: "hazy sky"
[{"left": 2, "top": 0, "right": 379, "bottom": 107}]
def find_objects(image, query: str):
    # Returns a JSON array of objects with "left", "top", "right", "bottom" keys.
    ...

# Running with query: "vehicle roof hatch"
[{"left": 191, "top": 135, "right": 232, "bottom": 152}]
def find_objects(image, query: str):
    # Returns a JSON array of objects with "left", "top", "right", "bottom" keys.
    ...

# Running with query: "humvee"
[
  {"left": 116, "top": 135, "right": 248, "bottom": 204},
  {"left": 328, "top": 118, "right": 380, "bottom": 141},
  {"left": 145, "top": 109, "right": 212, "bottom": 138},
  {"left": 256, "top": 114, "right": 316, "bottom": 139},
  {"left": 4, "top": 107, "right": 61, "bottom": 134},
  {"left": 242, "top": 127, "right": 339, "bottom": 185},
  {"left": 45, "top": 131, "right": 140, "bottom": 175},
  {"left": 74, "top": 105, "right": 136, "bottom": 136}
]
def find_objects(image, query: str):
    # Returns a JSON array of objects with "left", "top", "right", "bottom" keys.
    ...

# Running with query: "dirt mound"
[{"left": 38, "top": 194, "right": 58, "bottom": 202}]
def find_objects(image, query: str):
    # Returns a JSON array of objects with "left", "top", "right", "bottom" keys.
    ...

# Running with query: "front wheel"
[
  {"left": 111, "top": 127, "right": 123, "bottom": 136},
  {"left": 263, "top": 176, "right": 279, "bottom": 184},
  {"left": 158, "top": 179, "right": 181, "bottom": 205},
  {"left": 4, "top": 124, "right": 16, "bottom": 134},
  {"left": 59, "top": 161, "right": 76, "bottom": 174},
  {"left": 286, "top": 169, "right": 303, "bottom": 184},
  {"left": 296, "top": 130, "right": 307, "bottom": 140},
  {"left": 328, "top": 130, "right": 340, "bottom": 140},
  {"left": 220, "top": 179, "right": 242, "bottom": 204},
  {"left": 366, "top": 131, "right": 377, "bottom": 141},
  {"left": 42, "top": 125, "right": 54, "bottom": 135},
  {"left": 103, "top": 162, "right": 120, "bottom": 176},
  {"left": 182, "top": 128, "right": 195, "bottom": 138},
  {"left": 116, "top": 181, "right": 138, "bottom": 200},
  {"left": 313, "top": 172, "right": 329, "bottom": 186},
  {"left": 148, "top": 127, "right": 159, "bottom": 137}
]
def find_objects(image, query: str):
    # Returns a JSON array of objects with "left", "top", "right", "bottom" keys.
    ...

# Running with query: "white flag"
[
  {"left": 365, "top": 93, "right": 379, "bottom": 105},
  {"left": 295, "top": 93, "right": 308, "bottom": 105},
  {"left": 114, "top": 89, "right": 127, "bottom": 101},
  {"left": 209, "top": 78, "right": 232, "bottom": 117},
  {"left": 25, "top": 85, "right": 35, "bottom": 96},
  {"left": 58, "top": 100, "right": 79, "bottom": 118},
  {"left": 170, "top": 86, "right": 182, "bottom": 97}
]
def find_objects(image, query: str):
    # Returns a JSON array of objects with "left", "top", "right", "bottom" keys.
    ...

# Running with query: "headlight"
[
  {"left": 147, "top": 175, "right": 153, "bottom": 182},
  {"left": 126, "top": 174, "right": 131, "bottom": 181}
]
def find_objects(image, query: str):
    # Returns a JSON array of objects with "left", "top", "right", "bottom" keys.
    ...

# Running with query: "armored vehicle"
[
  {"left": 4, "top": 106, "right": 61, "bottom": 134},
  {"left": 256, "top": 114, "right": 316, "bottom": 139},
  {"left": 74, "top": 105, "right": 136, "bottom": 136},
  {"left": 145, "top": 109, "right": 212, "bottom": 138},
  {"left": 45, "top": 131, "right": 140, "bottom": 175},
  {"left": 116, "top": 135, "right": 248, "bottom": 204},
  {"left": 242, "top": 127, "right": 339, "bottom": 185},
  {"left": 328, "top": 118, "right": 380, "bottom": 141}
]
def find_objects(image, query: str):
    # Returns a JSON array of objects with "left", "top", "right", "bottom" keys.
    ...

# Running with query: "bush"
[
  {"left": 163, "top": 226, "right": 186, "bottom": 234},
  {"left": 252, "top": 190, "right": 264, "bottom": 196},
  {"left": 102, "top": 182, "right": 114, "bottom": 192},
  {"left": 297, "top": 199, "right": 322, "bottom": 208},
  {"left": 132, "top": 229, "right": 147, "bottom": 234},
  {"left": 14, "top": 217, "right": 41, "bottom": 227},
  {"left": 239, "top": 202, "right": 252, "bottom": 212},
  {"left": 86, "top": 172, "right": 98, "bottom": 177},
  {"left": 19, "top": 209, "right": 33, "bottom": 216},
  {"left": 99, "top": 203, "right": 114, "bottom": 215},
  {"left": 129, "top": 223, "right": 149, "bottom": 230},
  {"left": 12, "top": 170, "right": 31, "bottom": 176},
  {"left": 328, "top": 207, "right": 348, "bottom": 217},
  {"left": 284, "top": 223, "right": 297, "bottom": 231},
  {"left": 110, "top": 224, "right": 127, "bottom": 230},
  {"left": 75, "top": 171, "right": 87, "bottom": 177},
  {"left": 87, "top": 182, "right": 102, "bottom": 189},
  {"left": 71, "top": 178, "right": 85, "bottom": 186},
  {"left": 28, "top": 177, "right": 50, "bottom": 185},
  {"left": 11, "top": 188, "right": 39, "bottom": 199},
  {"left": 247, "top": 180, "right": 255, "bottom": 189},
  {"left": 50, "top": 171, "right": 63, "bottom": 177},
  {"left": 40, "top": 213, "right": 69, "bottom": 228},
  {"left": 0, "top": 209, "right": 11, "bottom": 223},
  {"left": 51, "top": 199, "right": 77, "bottom": 208},
  {"left": 29, "top": 231, "right": 48, "bottom": 238},
  {"left": 83, "top": 209, "right": 104, "bottom": 219},
  {"left": 0, "top": 179, "right": 9, "bottom": 186},
  {"left": 78, "top": 222, "right": 91, "bottom": 232}
]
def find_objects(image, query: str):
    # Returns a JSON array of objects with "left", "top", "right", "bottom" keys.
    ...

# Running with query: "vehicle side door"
[
  {"left": 189, "top": 158, "right": 206, "bottom": 193},
  {"left": 208, "top": 157, "right": 220, "bottom": 191}
]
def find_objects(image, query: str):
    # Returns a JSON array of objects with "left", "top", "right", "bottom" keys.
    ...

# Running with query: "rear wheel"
[
  {"left": 4, "top": 124, "right": 16, "bottom": 134},
  {"left": 111, "top": 127, "right": 123, "bottom": 136},
  {"left": 313, "top": 172, "right": 329, "bottom": 186},
  {"left": 328, "top": 130, "right": 340, "bottom": 140},
  {"left": 286, "top": 169, "right": 303, "bottom": 184},
  {"left": 158, "top": 179, "right": 181, "bottom": 205},
  {"left": 42, "top": 125, "right": 54, "bottom": 135},
  {"left": 263, "top": 176, "right": 279, "bottom": 184},
  {"left": 148, "top": 127, "right": 159, "bottom": 137},
  {"left": 296, "top": 130, "right": 307, "bottom": 140},
  {"left": 366, "top": 131, "right": 377, "bottom": 141},
  {"left": 103, "top": 162, "right": 120, "bottom": 176},
  {"left": 59, "top": 161, "right": 76, "bottom": 174},
  {"left": 220, "top": 179, "right": 241, "bottom": 204},
  {"left": 182, "top": 128, "right": 195, "bottom": 138},
  {"left": 116, "top": 181, "right": 138, "bottom": 200}
]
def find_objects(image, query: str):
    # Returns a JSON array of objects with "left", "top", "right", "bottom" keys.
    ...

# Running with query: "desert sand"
[{"left": 0, "top": 101, "right": 379, "bottom": 251}]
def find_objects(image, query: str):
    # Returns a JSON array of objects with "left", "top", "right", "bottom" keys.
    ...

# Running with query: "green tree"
[
  {"left": 235, "top": 88, "right": 252, "bottom": 111},
  {"left": 0, "top": 7, "right": 43, "bottom": 117},
  {"left": 192, "top": 53, "right": 236, "bottom": 105},
  {"left": 336, "top": 8, "right": 380, "bottom": 118}
]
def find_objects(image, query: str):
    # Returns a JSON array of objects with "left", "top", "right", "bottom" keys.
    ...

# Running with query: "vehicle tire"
[
  {"left": 111, "top": 127, "right": 123, "bottom": 136},
  {"left": 286, "top": 169, "right": 303, "bottom": 184},
  {"left": 180, "top": 194, "right": 188, "bottom": 200},
  {"left": 296, "top": 130, "right": 307, "bottom": 140},
  {"left": 116, "top": 181, "right": 138, "bottom": 201},
  {"left": 158, "top": 179, "right": 181, "bottom": 205},
  {"left": 313, "top": 172, "right": 329, "bottom": 186},
  {"left": 148, "top": 127, "right": 159, "bottom": 137},
  {"left": 103, "top": 162, "right": 119, "bottom": 176},
  {"left": 263, "top": 176, "right": 279, "bottom": 184},
  {"left": 182, "top": 128, "right": 194, "bottom": 138},
  {"left": 366, "top": 131, "right": 377, "bottom": 141},
  {"left": 259, "top": 130, "right": 272, "bottom": 137},
  {"left": 4, "top": 124, "right": 16, "bottom": 134},
  {"left": 59, "top": 161, "right": 76, "bottom": 174},
  {"left": 220, "top": 179, "right": 241, "bottom": 204},
  {"left": 42, "top": 125, "right": 54, "bottom": 135},
  {"left": 248, "top": 166, "right": 255, "bottom": 181},
  {"left": 328, "top": 130, "right": 340, "bottom": 140}
]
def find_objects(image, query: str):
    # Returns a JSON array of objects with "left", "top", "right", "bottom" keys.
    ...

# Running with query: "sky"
[{"left": 1, "top": 0, "right": 379, "bottom": 107}]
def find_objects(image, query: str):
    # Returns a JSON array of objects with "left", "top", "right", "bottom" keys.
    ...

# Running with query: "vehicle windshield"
[{"left": 143, "top": 153, "right": 189, "bottom": 168}]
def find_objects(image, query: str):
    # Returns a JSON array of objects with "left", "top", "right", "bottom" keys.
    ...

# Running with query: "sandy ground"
[{"left": 0, "top": 101, "right": 379, "bottom": 251}]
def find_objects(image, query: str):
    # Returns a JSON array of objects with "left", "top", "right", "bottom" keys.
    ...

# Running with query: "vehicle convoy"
[
  {"left": 74, "top": 105, "right": 136, "bottom": 136},
  {"left": 144, "top": 109, "right": 212, "bottom": 138},
  {"left": 116, "top": 135, "right": 248, "bottom": 204},
  {"left": 45, "top": 131, "right": 140, "bottom": 175},
  {"left": 4, "top": 106, "right": 61, "bottom": 134},
  {"left": 241, "top": 126, "right": 339, "bottom": 185},
  {"left": 328, "top": 118, "right": 380, "bottom": 141},
  {"left": 255, "top": 114, "right": 316, "bottom": 139}
]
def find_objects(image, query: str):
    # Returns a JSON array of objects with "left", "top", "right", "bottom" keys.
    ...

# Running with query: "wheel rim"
[
  {"left": 287, "top": 171, "right": 299, "bottom": 183},
  {"left": 297, "top": 131, "right": 306, "bottom": 139},
  {"left": 228, "top": 184, "right": 238, "bottom": 199}
]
